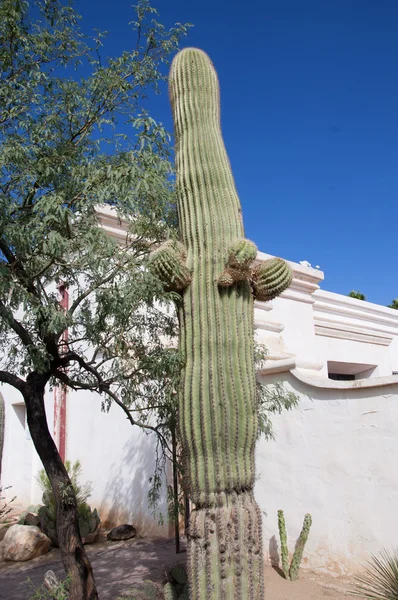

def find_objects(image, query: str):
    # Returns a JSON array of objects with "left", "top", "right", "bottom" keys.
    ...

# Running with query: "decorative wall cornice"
[{"left": 313, "top": 290, "right": 398, "bottom": 346}]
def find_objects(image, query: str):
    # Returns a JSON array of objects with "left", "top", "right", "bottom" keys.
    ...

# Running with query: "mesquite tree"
[
  {"left": 0, "top": 1, "right": 189, "bottom": 598},
  {"left": 149, "top": 48, "right": 292, "bottom": 600}
]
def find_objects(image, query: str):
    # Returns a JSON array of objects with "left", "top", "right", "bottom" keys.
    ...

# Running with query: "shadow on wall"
[{"left": 99, "top": 431, "right": 169, "bottom": 536}]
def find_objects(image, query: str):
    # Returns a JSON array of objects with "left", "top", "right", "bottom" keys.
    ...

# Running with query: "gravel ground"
[{"left": 0, "top": 536, "right": 352, "bottom": 599}]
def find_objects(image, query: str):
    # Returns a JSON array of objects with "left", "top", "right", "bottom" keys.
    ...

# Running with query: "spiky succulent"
[
  {"left": 289, "top": 513, "right": 312, "bottom": 581},
  {"left": 277, "top": 509, "right": 289, "bottom": 579},
  {"left": 148, "top": 240, "right": 191, "bottom": 292},
  {"left": 352, "top": 548, "right": 398, "bottom": 599},
  {"left": 277, "top": 510, "right": 312, "bottom": 581},
  {"left": 163, "top": 47, "right": 293, "bottom": 599},
  {"left": 252, "top": 257, "right": 292, "bottom": 302}
]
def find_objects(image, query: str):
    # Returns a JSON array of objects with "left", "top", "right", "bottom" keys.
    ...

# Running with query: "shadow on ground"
[{"left": 0, "top": 537, "right": 183, "bottom": 600}]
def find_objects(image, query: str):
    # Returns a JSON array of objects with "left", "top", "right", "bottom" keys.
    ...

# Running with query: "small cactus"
[
  {"left": 277, "top": 509, "right": 289, "bottom": 579},
  {"left": 137, "top": 564, "right": 189, "bottom": 600},
  {"left": 277, "top": 510, "right": 312, "bottom": 581},
  {"left": 289, "top": 513, "right": 312, "bottom": 581}
]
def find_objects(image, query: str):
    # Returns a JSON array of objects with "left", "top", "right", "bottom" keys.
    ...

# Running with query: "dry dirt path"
[{"left": 0, "top": 537, "right": 352, "bottom": 599}]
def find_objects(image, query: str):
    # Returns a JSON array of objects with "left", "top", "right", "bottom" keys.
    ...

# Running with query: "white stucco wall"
[
  {"left": 1, "top": 382, "right": 169, "bottom": 535},
  {"left": 256, "top": 371, "right": 398, "bottom": 575},
  {"left": 1, "top": 385, "right": 47, "bottom": 508},
  {"left": 65, "top": 391, "right": 169, "bottom": 535}
]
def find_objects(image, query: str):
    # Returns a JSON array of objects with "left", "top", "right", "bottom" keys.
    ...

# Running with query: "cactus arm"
[
  {"left": 277, "top": 509, "right": 290, "bottom": 579},
  {"left": 289, "top": 513, "right": 312, "bottom": 581},
  {"left": 148, "top": 240, "right": 191, "bottom": 292},
  {"left": 218, "top": 239, "right": 258, "bottom": 286},
  {"left": 251, "top": 257, "right": 292, "bottom": 302}
]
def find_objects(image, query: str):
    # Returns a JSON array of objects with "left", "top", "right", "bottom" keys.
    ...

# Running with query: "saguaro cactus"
[
  {"left": 0, "top": 393, "right": 4, "bottom": 482},
  {"left": 151, "top": 48, "right": 292, "bottom": 599}
]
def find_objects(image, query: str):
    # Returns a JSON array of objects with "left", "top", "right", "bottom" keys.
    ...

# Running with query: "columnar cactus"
[
  {"left": 151, "top": 48, "right": 292, "bottom": 599},
  {"left": 277, "top": 509, "right": 289, "bottom": 579},
  {"left": 277, "top": 510, "right": 312, "bottom": 581},
  {"left": 0, "top": 393, "right": 4, "bottom": 482},
  {"left": 289, "top": 513, "right": 312, "bottom": 581}
]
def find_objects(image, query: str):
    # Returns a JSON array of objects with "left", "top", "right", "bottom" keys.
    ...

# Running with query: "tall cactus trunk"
[
  {"left": 169, "top": 48, "right": 263, "bottom": 600},
  {"left": 0, "top": 393, "right": 4, "bottom": 482},
  {"left": 151, "top": 46, "right": 292, "bottom": 599}
]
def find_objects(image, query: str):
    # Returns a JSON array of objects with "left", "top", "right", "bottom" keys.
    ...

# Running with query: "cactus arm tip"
[
  {"left": 148, "top": 240, "right": 191, "bottom": 292},
  {"left": 251, "top": 257, "right": 293, "bottom": 302}
]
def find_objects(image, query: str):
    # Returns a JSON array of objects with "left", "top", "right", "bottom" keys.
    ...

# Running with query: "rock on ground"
[
  {"left": 2, "top": 525, "right": 51, "bottom": 562},
  {"left": 107, "top": 524, "right": 137, "bottom": 541}
]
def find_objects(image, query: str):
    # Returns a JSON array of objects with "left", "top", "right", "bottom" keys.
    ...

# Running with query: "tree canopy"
[
  {"left": 0, "top": 1, "right": 190, "bottom": 596},
  {"left": 0, "top": 0, "right": 190, "bottom": 422},
  {"left": 348, "top": 290, "right": 366, "bottom": 301}
]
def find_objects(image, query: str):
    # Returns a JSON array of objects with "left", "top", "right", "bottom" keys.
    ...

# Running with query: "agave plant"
[{"left": 352, "top": 548, "right": 398, "bottom": 599}]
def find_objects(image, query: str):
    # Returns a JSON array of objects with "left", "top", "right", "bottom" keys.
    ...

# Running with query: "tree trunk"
[{"left": 24, "top": 372, "right": 98, "bottom": 600}]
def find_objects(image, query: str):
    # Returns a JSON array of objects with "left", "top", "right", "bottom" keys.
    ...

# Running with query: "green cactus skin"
[
  {"left": 149, "top": 240, "right": 191, "bottom": 292},
  {"left": 168, "top": 47, "right": 292, "bottom": 600},
  {"left": 0, "top": 393, "right": 4, "bottom": 482},
  {"left": 277, "top": 509, "right": 289, "bottom": 579},
  {"left": 289, "top": 513, "right": 312, "bottom": 581},
  {"left": 252, "top": 258, "right": 292, "bottom": 302},
  {"left": 218, "top": 239, "right": 258, "bottom": 286},
  {"left": 164, "top": 583, "right": 178, "bottom": 600}
]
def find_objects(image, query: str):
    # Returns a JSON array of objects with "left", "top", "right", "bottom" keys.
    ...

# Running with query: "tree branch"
[
  {"left": 68, "top": 263, "right": 125, "bottom": 316},
  {"left": 0, "top": 371, "right": 26, "bottom": 394},
  {"left": 0, "top": 300, "right": 34, "bottom": 348},
  {"left": 53, "top": 363, "right": 172, "bottom": 455}
]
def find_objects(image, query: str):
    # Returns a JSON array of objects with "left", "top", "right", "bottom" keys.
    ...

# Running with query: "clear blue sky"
[{"left": 75, "top": 0, "right": 398, "bottom": 306}]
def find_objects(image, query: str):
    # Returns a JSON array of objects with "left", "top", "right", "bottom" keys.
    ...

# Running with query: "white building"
[{"left": 1, "top": 207, "right": 398, "bottom": 575}]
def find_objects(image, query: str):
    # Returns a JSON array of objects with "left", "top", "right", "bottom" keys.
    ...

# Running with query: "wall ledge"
[{"left": 292, "top": 369, "right": 398, "bottom": 391}]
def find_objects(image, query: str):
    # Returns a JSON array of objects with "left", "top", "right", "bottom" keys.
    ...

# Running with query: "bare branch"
[
  {"left": 53, "top": 367, "right": 172, "bottom": 455},
  {"left": 0, "top": 371, "right": 26, "bottom": 394},
  {"left": 0, "top": 300, "right": 34, "bottom": 348}
]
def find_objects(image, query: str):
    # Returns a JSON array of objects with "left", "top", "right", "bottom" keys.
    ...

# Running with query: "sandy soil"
[{"left": 0, "top": 536, "right": 352, "bottom": 599}]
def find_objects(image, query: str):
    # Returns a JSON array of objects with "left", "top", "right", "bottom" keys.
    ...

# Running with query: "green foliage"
[
  {"left": 348, "top": 291, "right": 366, "bottom": 300},
  {"left": 123, "top": 563, "right": 188, "bottom": 600},
  {"left": 37, "top": 460, "right": 100, "bottom": 545},
  {"left": 277, "top": 510, "right": 312, "bottom": 581},
  {"left": 37, "top": 460, "right": 92, "bottom": 508},
  {"left": 388, "top": 299, "right": 398, "bottom": 310},
  {"left": 0, "top": 0, "right": 191, "bottom": 479},
  {"left": 28, "top": 574, "right": 71, "bottom": 600},
  {"left": 352, "top": 548, "right": 398, "bottom": 599},
  {"left": 0, "top": 0, "right": 190, "bottom": 396},
  {"left": 0, "top": 485, "right": 15, "bottom": 522},
  {"left": 255, "top": 343, "right": 300, "bottom": 440}
]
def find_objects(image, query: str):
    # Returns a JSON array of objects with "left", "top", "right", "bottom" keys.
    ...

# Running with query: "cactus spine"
[
  {"left": 164, "top": 48, "right": 292, "bottom": 600},
  {"left": 0, "top": 393, "right": 4, "bottom": 482}
]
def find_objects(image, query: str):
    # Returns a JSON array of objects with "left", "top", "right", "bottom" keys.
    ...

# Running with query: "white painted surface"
[
  {"left": 2, "top": 228, "right": 398, "bottom": 572},
  {"left": 256, "top": 371, "right": 398, "bottom": 575}
]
